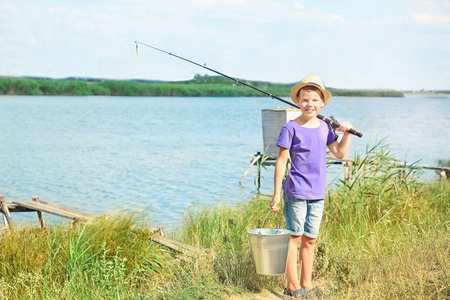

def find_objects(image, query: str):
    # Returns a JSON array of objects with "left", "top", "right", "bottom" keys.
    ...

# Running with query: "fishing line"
[{"left": 134, "top": 41, "right": 363, "bottom": 138}]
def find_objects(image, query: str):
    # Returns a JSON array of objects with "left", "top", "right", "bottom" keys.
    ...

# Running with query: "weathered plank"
[
  {"left": 133, "top": 225, "right": 200, "bottom": 258},
  {"left": 12, "top": 201, "right": 96, "bottom": 221},
  {"left": 0, "top": 196, "right": 13, "bottom": 229},
  {"left": 151, "top": 235, "right": 200, "bottom": 256},
  {"left": 149, "top": 226, "right": 164, "bottom": 236},
  {"left": 5, "top": 203, "right": 35, "bottom": 212},
  {"left": 29, "top": 199, "right": 98, "bottom": 220}
]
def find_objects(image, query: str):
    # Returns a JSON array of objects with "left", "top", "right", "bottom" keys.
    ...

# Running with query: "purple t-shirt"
[{"left": 276, "top": 119, "right": 337, "bottom": 200}]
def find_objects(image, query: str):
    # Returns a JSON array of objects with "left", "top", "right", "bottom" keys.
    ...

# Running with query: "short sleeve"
[
  {"left": 276, "top": 124, "right": 293, "bottom": 149},
  {"left": 326, "top": 123, "right": 337, "bottom": 145}
]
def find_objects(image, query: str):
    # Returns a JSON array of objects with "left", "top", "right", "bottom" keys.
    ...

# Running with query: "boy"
[{"left": 270, "top": 75, "right": 353, "bottom": 299}]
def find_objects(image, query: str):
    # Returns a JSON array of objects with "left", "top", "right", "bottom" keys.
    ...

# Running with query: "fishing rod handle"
[{"left": 346, "top": 128, "right": 363, "bottom": 138}]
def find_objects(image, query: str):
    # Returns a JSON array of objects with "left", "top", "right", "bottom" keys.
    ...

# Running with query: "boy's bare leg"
[
  {"left": 286, "top": 235, "right": 301, "bottom": 291},
  {"left": 299, "top": 235, "right": 316, "bottom": 290}
]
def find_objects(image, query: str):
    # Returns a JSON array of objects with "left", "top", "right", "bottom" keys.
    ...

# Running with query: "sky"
[{"left": 0, "top": 0, "right": 449, "bottom": 90}]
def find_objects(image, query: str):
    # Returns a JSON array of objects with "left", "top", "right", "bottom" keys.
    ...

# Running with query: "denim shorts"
[{"left": 283, "top": 194, "right": 325, "bottom": 239}]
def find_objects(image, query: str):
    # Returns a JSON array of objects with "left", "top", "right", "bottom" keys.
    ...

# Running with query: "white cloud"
[
  {"left": 292, "top": 3, "right": 351, "bottom": 24},
  {"left": 418, "top": 0, "right": 450, "bottom": 12},
  {"left": 0, "top": 0, "right": 13, "bottom": 13},
  {"left": 411, "top": 13, "right": 450, "bottom": 24},
  {"left": 0, "top": 0, "right": 17, "bottom": 31},
  {"left": 409, "top": 0, "right": 450, "bottom": 25}
]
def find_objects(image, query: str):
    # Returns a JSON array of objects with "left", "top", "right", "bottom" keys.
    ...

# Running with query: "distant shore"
[
  {"left": 0, "top": 75, "right": 417, "bottom": 98},
  {"left": 403, "top": 91, "right": 450, "bottom": 96}
]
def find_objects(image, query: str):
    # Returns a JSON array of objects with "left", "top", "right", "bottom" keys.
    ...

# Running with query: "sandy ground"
[
  {"left": 226, "top": 280, "right": 330, "bottom": 299},
  {"left": 227, "top": 288, "right": 283, "bottom": 299}
]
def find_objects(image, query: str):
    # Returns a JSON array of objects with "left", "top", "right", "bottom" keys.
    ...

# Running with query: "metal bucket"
[{"left": 247, "top": 210, "right": 291, "bottom": 276}]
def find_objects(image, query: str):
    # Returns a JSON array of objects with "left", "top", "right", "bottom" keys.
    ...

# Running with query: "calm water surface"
[{"left": 0, "top": 95, "right": 449, "bottom": 229}]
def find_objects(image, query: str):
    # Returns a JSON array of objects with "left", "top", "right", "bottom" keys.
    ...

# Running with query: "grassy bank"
[
  {"left": 0, "top": 144, "right": 448, "bottom": 299},
  {"left": 0, "top": 76, "right": 404, "bottom": 97}
]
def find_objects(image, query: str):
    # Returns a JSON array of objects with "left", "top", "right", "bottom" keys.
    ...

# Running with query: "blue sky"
[{"left": 0, "top": 0, "right": 449, "bottom": 90}]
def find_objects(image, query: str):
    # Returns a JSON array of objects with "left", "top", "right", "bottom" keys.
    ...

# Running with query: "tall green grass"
[
  {"left": 316, "top": 142, "right": 449, "bottom": 299},
  {"left": 0, "top": 143, "right": 448, "bottom": 299},
  {"left": 173, "top": 198, "right": 284, "bottom": 291},
  {"left": 0, "top": 215, "right": 173, "bottom": 299}
]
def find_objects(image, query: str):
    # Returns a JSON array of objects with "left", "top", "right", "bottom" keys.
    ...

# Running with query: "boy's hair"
[{"left": 298, "top": 86, "right": 325, "bottom": 101}]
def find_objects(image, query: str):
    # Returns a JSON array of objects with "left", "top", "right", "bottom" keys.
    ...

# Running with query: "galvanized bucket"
[{"left": 247, "top": 210, "right": 291, "bottom": 276}]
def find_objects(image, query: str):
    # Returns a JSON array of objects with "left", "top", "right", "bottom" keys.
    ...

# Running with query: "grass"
[
  {"left": 317, "top": 143, "right": 450, "bottom": 299},
  {"left": 0, "top": 143, "right": 448, "bottom": 299},
  {"left": 0, "top": 214, "right": 174, "bottom": 299}
]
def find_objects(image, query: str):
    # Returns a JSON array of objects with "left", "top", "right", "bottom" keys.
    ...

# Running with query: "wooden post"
[
  {"left": 0, "top": 196, "right": 13, "bottom": 230},
  {"left": 257, "top": 161, "right": 262, "bottom": 189},
  {"left": 345, "top": 161, "right": 353, "bottom": 182},
  {"left": 439, "top": 169, "right": 448, "bottom": 181},
  {"left": 32, "top": 196, "right": 46, "bottom": 229}
]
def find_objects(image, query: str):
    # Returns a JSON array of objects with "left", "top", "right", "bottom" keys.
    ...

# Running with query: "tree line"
[{"left": 0, "top": 75, "right": 405, "bottom": 97}]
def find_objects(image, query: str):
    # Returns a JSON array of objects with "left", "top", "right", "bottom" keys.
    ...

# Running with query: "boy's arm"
[
  {"left": 270, "top": 147, "right": 289, "bottom": 212},
  {"left": 327, "top": 121, "right": 353, "bottom": 159}
]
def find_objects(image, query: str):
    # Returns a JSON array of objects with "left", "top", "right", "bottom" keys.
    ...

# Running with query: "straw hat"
[{"left": 291, "top": 75, "right": 331, "bottom": 106}]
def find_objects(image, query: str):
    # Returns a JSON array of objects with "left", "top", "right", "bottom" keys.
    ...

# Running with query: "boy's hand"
[
  {"left": 338, "top": 121, "right": 353, "bottom": 134},
  {"left": 270, "top": 195, "right": 281, "bottom": 212}
]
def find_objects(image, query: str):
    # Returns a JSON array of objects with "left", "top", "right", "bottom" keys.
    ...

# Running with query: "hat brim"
[{"left": 291, "top": 83, "right": 331, "bottom": 106}]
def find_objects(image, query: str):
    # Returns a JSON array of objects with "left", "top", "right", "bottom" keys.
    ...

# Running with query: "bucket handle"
[{"left": 261, "top": 209, "right": 281, "bottom": 229}]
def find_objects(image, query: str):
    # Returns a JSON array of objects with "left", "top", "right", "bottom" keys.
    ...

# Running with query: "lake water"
[{"left": 0, "top": 95, "right": 449, "bottom": 229}]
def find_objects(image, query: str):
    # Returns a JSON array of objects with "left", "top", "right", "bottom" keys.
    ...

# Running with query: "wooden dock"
[
  {"left": 240, "top": 153, "right": 450, "bottom": 187},
  {"left": 148, "top": 227, "right": 201, "bottom": 259},
  {"left": 0, "top": 195, "right": 198, "bottom": 258},
  {"left": 0, "top": 195, "right": 98, "bottom": 230},
  {"left": 325, "top": 155, "right": 450, "bottom": 182}
]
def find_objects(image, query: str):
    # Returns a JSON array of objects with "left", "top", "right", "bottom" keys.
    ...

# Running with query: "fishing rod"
[{"left": 135, "top": 41, "right": 363, "bottom": 138}]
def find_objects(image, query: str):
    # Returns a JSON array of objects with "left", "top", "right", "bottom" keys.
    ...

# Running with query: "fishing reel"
[{"left": 330, "top": 116, "right": 339, "bottom": 141}]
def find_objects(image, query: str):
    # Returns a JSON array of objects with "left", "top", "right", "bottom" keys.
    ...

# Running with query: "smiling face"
[{"left": 297, "top": 87, "right": 325, "bottom": 119}]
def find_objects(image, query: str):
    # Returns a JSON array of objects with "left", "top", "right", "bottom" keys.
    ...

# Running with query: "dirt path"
[
  {"left": 227, "top": 289, "right": 283, "bottom": 299},
  {"left": 226, "top": 280, "right": 331, "bottom": 299}
]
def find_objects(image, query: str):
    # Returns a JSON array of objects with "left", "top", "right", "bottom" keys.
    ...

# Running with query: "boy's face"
[{"left": 297, "top": 87, "right": 325, "bottom": 118}]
